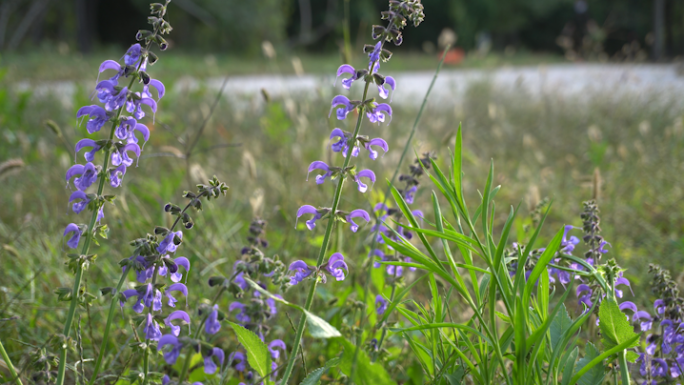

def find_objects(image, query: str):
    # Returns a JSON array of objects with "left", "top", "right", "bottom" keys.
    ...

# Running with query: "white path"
[{"left": 14, "top": 64, "right": 684, "bottom": 108}]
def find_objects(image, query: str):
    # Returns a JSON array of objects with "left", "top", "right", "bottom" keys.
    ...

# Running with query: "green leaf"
[
  {"left": 228, "top": 321, "right": 271, "bottom": 378},
  {"left": 299, "top": 357, "right": 341, "bottom": 385},
  {"left": 598, "top": 299, "right": 639, "bottom": 350},
  {"left": 337, "top": 337, "right": 396, "bottom": 385},
  {"left": 560, "top": 347, "right": 578, "bottom": 385},
  {"left": 575, "top": 343, "right": 605, "bottom": 385},
  {"left": 304, "top": 310, "right": 341, "bottom": 338},
  {"left": 550, "top": 304, "right": 573, "bottom": 352},
  {"left": 445, "top": 366, "right": 465, "bottom": 385}
]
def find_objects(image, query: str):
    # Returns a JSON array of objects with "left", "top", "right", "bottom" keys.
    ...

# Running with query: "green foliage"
[
  {"left": 228, "top": 322, "right": 271, "bottom": 378},
  {"left": 598, "top": 299, "right": 640, "bottom": 351},
  {"left": 574, "top": 343, "right": 605, "bottom": 385},
  {"left": 298, "top": 357, "right": 340, "bottom": 385},
  {"left": 337, "top": 338, "right": 395, "bottom": 385}
]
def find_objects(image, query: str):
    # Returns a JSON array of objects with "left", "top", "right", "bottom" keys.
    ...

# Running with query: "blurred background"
[{"left": 2, "top": 1, "right": 684, "bottom": 382}]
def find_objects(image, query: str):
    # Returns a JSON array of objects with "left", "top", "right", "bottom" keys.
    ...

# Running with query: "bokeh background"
[{"left": 1, "top": 0, "right": 684, "bottom": 383}]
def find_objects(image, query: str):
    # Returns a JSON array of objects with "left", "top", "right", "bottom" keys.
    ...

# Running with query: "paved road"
[{"left": 15, "top": 64, "right": 684, "bottom": 108}]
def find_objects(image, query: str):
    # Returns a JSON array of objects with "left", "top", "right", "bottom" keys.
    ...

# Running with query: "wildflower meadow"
[{"left": 2, "top": 1, "right": 684, "bottom": 384}]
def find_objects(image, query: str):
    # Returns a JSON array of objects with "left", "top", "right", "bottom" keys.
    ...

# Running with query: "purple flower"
[
  {"left": 353, "top": 169, "right": 376, "bottom": 193},
  {"left": 69, "top": 191, "right": 90, "bottom": 214},
  {"left": 66, "top": 162, "right": 99, "bottom": 191},
  {"left": 125, "top": 94, "right": 157, "bottom": 120},
  {"left": 204, "top": 347, "right": 224, "bottom": 375},
  {"left": 370, "top": 249, "right": 385, "bottom": 268},
  {"left": 229, "top": 302, "right": 251, "bottom": 324},
  {"left": 158, "top": 334, "right": 183, "bottom": 364},
  {"left": 346, "top": 209, "right": 370, "bottom": 232},
  {"left": 576, "top": 284, "right": 593, "bottom": 308},
  {"left": 296, "top": 205, "right": 323, "bottom": 231},
  {"left": 615, "top": 272, "right": 633, "bottom": 298},
  {"left": 143, "top": 313, "right": 162, "bottom": 340},
  {"left": 378, "top": 76, "right": 396, "bottom": 100},
  {"left": 266, "top": 297, "right": 278, "bottom": 316},
  {"left": 105, "top": 87, "right": 128, "bottom": 112},
  {"left": 598, "top": 240, "right": 611, "bottom": 254},
  {"left": 165, "top": 310, "right": 190, "bottom": 337},
  {"left": 114, "top": 117, "right": 137, "bottom": 140},
  {"left": 365, "top": 138, "right": 388, "bottom": 160},
  {"left": 307, "top": 161, "right": 334, "bottom": 185},
  {"left": 336, "top": 64, "right": 362, "bottom": 89},
  {"left": 376, "top": 295, "right": 388, "bottom": 315},
  {"left": 76, "top": 105, "right": 109, "bottom": 134},
  {"left": 75, "top": 139, "right": 101, "bottom": 162},
  {"left": 229, "top": 351, "right": 247, "bottom": 372},
  {"left": 99, "top": 59, "right": 123, "bottom": 79},
  {"left": 330, "top": 128, "right": 354, "bottom": 154},
  {"left": 205, "top": 304, "right": 221, "bottom": 334},
  {"left": 652, "top": 358, "right": 668, "bottom": 377},
  {"left": 654, "top": 299, "right": 666, "bottom": 314},
  {"left": 63, "top": 223, "right": 82, "bottom": 249},
  {"left": 404, "top": 185, "right": 417, "bottom": 204},
  {"left": 111, "top": 143, "right": 141, "bottom": 168},
  {"left": 110, "top": 164, "right": 127, "bottom": 188},
  {"left": 289, "top": 260, "right": 313, "bottom": 286},
  {"left": 124, "top": 44, "right": 141, "bottom": 66},
  {"left": 405, "top": 257, "right": 417, "bottom": 271},
  {"left": 326, "top": 253, "right": 348, "bottom": 281},
  {"left": 560, "top": 225, "right": 580, "bottom": 253},
  {"left": 170, "top": 257, "right": 190, "bottom": 283},
  {"left": 268, "top": 340, "right": 286, "bottom": 360},
  {"left": 95, "top": 80, "right": 118, "bottom": 104},
  {"left": 329, "top": 95, "right": 355, "bottom": 121},
  {"left": 366, "top": 103, "right": 392, "bottom": 124},
  {"left": 634, "top": 311, "right": 653, "bottom": 331},
  {"left": 386, "top": 264, "right": 403, "bottom": 277},
  {"left": 158, "top": 231, "right": 183, "bottom": 254},
  {"left": 165, "top": 283, "right": 188, "bottom": 307},
  {"left": 368, "top": 41, "right": 382, "bottom": 65},
  {"left": 143, "top": 79, "right": 165, "bottom": 100}
]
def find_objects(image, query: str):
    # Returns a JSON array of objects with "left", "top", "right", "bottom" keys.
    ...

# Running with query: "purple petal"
[
  {"left": 619, "top": 301, "right": 638, "bottom": 313},
  {"left": 347, "top": 209, "right": 370, "bottom": 232},
  {"left": 289, "top": 260, "right": 310, "bottom": 271},
  {"left": 148, "top": 79, "right": 165, "bottom": 99},
  {"left": 66, "top": 164, "right": 85, "bottom": 182},
  {"left": 99, "top": 60, "right": 121, "bottom": 73},
  {"left": 133, "top": 123, "right": 150, "bottom": 143},
  {"left": 366, "top": 138, "right": 388, "bottom": 160}
]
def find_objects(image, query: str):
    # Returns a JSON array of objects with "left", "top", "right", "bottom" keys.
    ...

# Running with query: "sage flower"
[
  {"left": 229, "top": 302, "right": 251, "bottom": 324},
  {"left": 66, "top": 162, "right": 99, "bottom": 191},
  {"left": 307, "top": 161, "right": 333, "bottom": 184},
  {"left": 165, "top": 310, "right": 190, "bottom": 337},
  {"left": 143, "top": 313, "right": 162, "bottom": 340},
  {"left": 205, "top": 304, "right": 221, "bottom": 334},
  {"left": 296, "top": 205, "right": 323, "bottom": 230},
  {"left": 326, "top": 253, "right": 348, "bottom": 281},
  {"left": 376, "top": 295, "right": 388, "bottom": 315},
  {"left": 289, "top": 261, "right": 313, "bottom": 286},
  {"left": 63, "top": 223, "right": 82, "bottom": 249},
  {"left": 69, "top": 191, "right": 90, "bottom": 214},
  {"left": 76, "top": 105, "right": 109, "bottom": 134},
  {"left": 347, "top": 209, "right": 371, "bottom": 232},
  {"left": 353, "top": 169, "right": 376, "bottom": 193},
  {"left": 158, "top": 334, "right": 183, "bottom": 364},
  {"left": 204, "top": 348, "right": 225, "bottom": 375},
  {"left": 75, "top": 139, "right": 101, "bottom": 162}
]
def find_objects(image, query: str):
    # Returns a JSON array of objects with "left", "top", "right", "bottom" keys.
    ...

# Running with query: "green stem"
[
  {"left": 87, "top": 271, "right": 128, "bottom": 385},
  {"left": 618, "top": 350, "right": 630, "bottom": 385},
  {"left": 349, "top": 45, "right": 450, "bottom": 379},
  {"left": 0, "top": 338, "right": 22, "bottom": 385},
  {"left": 279, "top": 74, "right": 374, "bottom": 385},
  {"left": 371, "top": 275, "right": 397, "bottom": 362}
]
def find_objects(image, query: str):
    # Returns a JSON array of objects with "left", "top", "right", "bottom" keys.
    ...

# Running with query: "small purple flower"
[
  {"left": 336, "top": 64, "right": 362, "bottom": 89},
  {"left": 143, "top": 79, "right": 165, "bottom": 100},
  {"left": 105, "top": 87, "right": 128, "bottom": 112},
  {"left": 307, "top": 161, "right": 333, "bottom": 185},
  {"left": 75, "top": 139, "right": 101, "bottom": 162},
  {"left": 111, "top": 143, "right": 141, "bottom": 168},
  {"left": 95, "top": 80, "right": 118, "bottom": 104},
  {"left": 634, "top": 311, "right": 653, "bottom": 331},
  {"left": 652, "top": 358, "right": 668, "bottom": 377},
  {"left": 143, "top": 313, "right": 162, "bottom": 340},
  {"left": 404, "top": 185, "right": 417, "bottom": 204},
  {"left": 365, "top": 138, "right": 388, "bottom": 160},
  {"left": 376, "top": 295, "right": 388, "bottom": 315},
  {"left": 289, "top": 260, "right": 313, "bottom": 286},
  {"left": 124, "top": 44, "right": 141, "bottom": 66},
  {"left": 326, "top": 253, "right": 348, "bottom": 281},
  {"left": 386, "top": 264, "right": 403, "bottom": 277},
  {"left": 576, "top": 284, "right": 593, "bottom": 308},
  {"left": 296, "top": 205, "right": 323, "bottom": 231},
  {"left": 353, "top": 169, "right": 376, "bottom": 193},
  {"left": 560, "top": 225, "right": 580, "bottom": 253},
  {"left": 266, "top": 297, "right": 278, "bottom": 316},
  {"left": 346, "top": 209, "right": 370, "bottom": 232},
  {"left": 66, "top": 162, "right": 99, "bottom": 191},
  {"left": 69, "top": 191, "right": 90, "bottom": 214},
  {"left": 205, "top": 304, "right": 221, "bottom": 334},
  {"left": 654, "top": 299, "right": 666, "bottom": 314},
  {"left": 114, "top": 117, "right": 137, "bottom": 140},
  {"left": 165, "top": 283, "right": 188, "bottom": 307},
  {"left": 229, "top": 351, "right": 247, "bottom": 372},
  {"left": 63, "top": 223, "right": 82, "bottom": 249},
  {"left": 368, "top": 41, "right": 382, "bottom": 65},
  {"left": 378, "top": 76, "right": 396, "bottom": 100},
  {"left": 366, "top": 103, "right": 392, "bottom": 124},
  {"left": 229, "top": 302, "right": 251, "bottom": 324},
  {"left": 204, "top": 347, "right": 225, "bottom": 375},
  {"left": 110, "top": 164, "right": 127, "bottom": 188},
  {"left": 268, "top": 340, "right": 286, "bottom": 360},
  {"left": 158, "top": 231, "right": 183, "bottom": 254},
  {"left": 598, "top": 240, "right": 611, "bottom": 254},
  {"left": 125, "top": 94, "right": 157, "bottom": 120},
  {"left": 370, "top": 249, "right": 385, "bottom": 268},
  {"left": 158, "top": 334, "right": 183, "bottom": 364},
  {"left": 170, "top": 257, "right": 190, "bottom": 283},
  {"left": 76, "top": 105, "right": 109, "bottom": 134},
  {"left": 99, "top": 59, "right": 123, "bottom": 78},
  {"left": 165, "top": 310, "right": 190, "bottom": 337},
  {"left": 329, "top": 95, "right": 355, "bottom": 121},
  {"left": 615, "top": 272, "right": 633, "bottom": 298}
]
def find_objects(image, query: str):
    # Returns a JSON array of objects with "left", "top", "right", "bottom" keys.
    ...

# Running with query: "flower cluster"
[
  {"left": 631, "top": 265, "right": 684, "bottom": 383},
  {"left": 368, "top": 153, "right": 434, "bottom": 281},
  {"left": 217, "top": 218, "right": 287, "bottom": 383},
  {"left": 117, "top": 177, "right": 228, "bottom": 383}
]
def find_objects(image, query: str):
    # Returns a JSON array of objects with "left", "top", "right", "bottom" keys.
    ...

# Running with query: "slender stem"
[
  {"left": 88, "top": 271, "right": 128, "bottom": 384},
  {"left": 372, "top": 274, "right": 397, "bottom": 362},
  {"left": 618, "top": 350, "right": 630, "bottom": 384},
  {"left": 279, "top": 73, "right": 374, "bottom": 385},
  {"left": 0, "top": 338, "right": 23, "bottom": 385},
  {"left": 350, "top": 45, "right": 450, "bottom": 379}
]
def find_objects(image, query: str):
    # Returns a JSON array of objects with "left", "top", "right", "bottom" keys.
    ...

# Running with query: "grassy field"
[
  {"left": 1, "top": 48, "right": 565, "bottom": 81},
  {"left": 1, "top": 52, "right": 683, "bottom": 383}
]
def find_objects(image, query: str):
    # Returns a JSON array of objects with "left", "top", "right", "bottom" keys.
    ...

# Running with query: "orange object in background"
[{"left": 443, "top": 47, "right": 465, "bottom": 64}]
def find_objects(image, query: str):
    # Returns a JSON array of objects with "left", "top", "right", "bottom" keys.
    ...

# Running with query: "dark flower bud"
[
  {"left": 173, "top": 234, "right": 182, "bottom": 246},
  {"left": 156, "top": 36, "right": 169, "bottom": 51},
  {"left": 148, "top": 51, "right": 159, "bottom": 65},
  {"left": 150, "top": 3, "right": 165, "bottom": 15},
  {"left": 184, "top": 222, "right": 194, "bottom": 229},
  {"left": 136, "top": 29, "right": 154, "bottom": 41},
  {"left": 372, "top": 73, "right": 385, "bottom": 85},
  {"left": 164, "top": 258, "right": 178, "bottom": 273},
  {"left": 139, "top": 70, "right": 151, "bottom": 85},
  {"left": 208, "top": 276, "right": 227, "bottom": 287},
  {"left": 372, "top": 25, "right": 385, "bottom": 40},
  {"left": 100, "top": 287, "right": 114, "bottom": 296},
  {"left": 154, "top": 226, "right": 169, "bottom": 235},
  {"left": 164, "top": 203, "right": 172, "bottom": 212}
]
